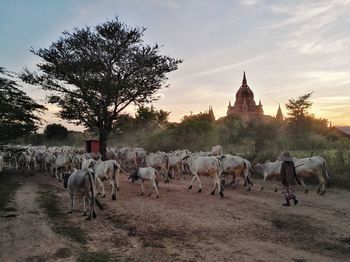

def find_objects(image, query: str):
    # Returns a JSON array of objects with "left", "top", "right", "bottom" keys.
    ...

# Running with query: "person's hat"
[{"left": 281, "top": 151, "right": 294, "bottom": 161}]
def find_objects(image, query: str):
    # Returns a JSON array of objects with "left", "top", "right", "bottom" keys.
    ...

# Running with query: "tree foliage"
[
  {"left": 0, "top": 67, "right": 46, "bottom": 143},
  {"left": 285, "top": 92, "right": 313, "bottom": 122},
  {"left": 44, "top": 123, "right": 69, "bottom": 140},
  {"left": 134, "top": 105, "right": 170, "bottom": 129},
  {"left": 21, "top": 17, "right": 181, "bottom": 157},
  {"left": 285, "top": 92, "right": 314, "bottom": 134}
]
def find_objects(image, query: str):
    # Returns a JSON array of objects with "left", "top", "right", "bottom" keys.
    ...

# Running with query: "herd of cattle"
[{"left": 0, "top": 144, "right": 330, "bottom": 219}]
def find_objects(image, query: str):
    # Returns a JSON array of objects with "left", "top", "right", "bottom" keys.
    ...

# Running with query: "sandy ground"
[{"left": 0, "top": 172, "right": 349, "bottom": 262}]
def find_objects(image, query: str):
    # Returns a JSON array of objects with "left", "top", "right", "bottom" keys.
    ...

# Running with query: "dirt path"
[
  {"left": 0, "top": 179, "right": 80, "bottom": 262},
  {"left": 1, "top": 173, "right": 350, "bottom": 261}
]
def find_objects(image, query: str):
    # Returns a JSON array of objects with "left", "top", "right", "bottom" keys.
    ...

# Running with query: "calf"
[{"left": 128, "top": 167, "right": 159, "bottom": 198}]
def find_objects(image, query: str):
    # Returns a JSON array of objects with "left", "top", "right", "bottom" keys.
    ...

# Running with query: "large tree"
[
  {"left": 22, "top": 17, "right": 181, "bottom": 158},
  {"left": 0, "top": 67, "right": 46, "bottom": 143},
  {"left": 285, "top": 92, "right": 314, "bottom": 134}
]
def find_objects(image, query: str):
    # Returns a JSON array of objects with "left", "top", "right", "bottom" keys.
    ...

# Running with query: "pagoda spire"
[
  {"left": 276, "top": 103, "right": 283, "bottom": 121},
  {"left": 242, "top": 71, "right": 247, "bottom": 86}
]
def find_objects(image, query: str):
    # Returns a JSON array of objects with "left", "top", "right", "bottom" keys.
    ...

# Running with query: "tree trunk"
[{"left": 99, "top": 131, "right": 108, "bottom": 161}]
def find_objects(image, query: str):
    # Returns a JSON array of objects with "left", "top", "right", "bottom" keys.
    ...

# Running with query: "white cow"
[
  {"left": 218, "top": 154, "right": 253, "bottom": 191},
  {"left": 255, "top": 156, "right": 330, "bottom": 194},
  {"left": 54, "top": 154, "right": 72, "bottom": 181},
  {"left": 17, "top": 151, "right": 36, "bottom": 176},
  {"left": 94, "top": 160, "right": 126, "bottom": 200},
  {"left": 294, "top": 156, "right": 330, "bottom": 194},
  {"left": 182, "top": 155, "right": 223, "bottom": 198},
  {"left": 44, "top": 153, "right": 56, "bottom": 176},
  {"left": 146, "top": 152, "right": 170, "bottom": 183},
  {"left": 128, "top": 167, "right": 159, "bottom": 198},
  {"left": 254, "top": 160, "right": 282, "bottom": 192},
  {"left": 64, "top": 168, "right": 103, "bottom": 220}
]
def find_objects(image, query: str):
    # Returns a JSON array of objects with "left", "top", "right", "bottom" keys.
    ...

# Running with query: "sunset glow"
[{"left": 1, "top": 0, "right": 350, "bottom": 130}]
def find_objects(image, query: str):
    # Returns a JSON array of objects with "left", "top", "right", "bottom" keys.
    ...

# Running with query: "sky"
[{"left": 1, "top": 0, "right": 350, "bottom": 131}]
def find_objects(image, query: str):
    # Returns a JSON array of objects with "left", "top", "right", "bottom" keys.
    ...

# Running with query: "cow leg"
[
  {"left": 300, "top": 178, "right": 308, "bottom": 193},
  {"left": 97, "top": 177, "right": 105, "bottom": 198},
  {"left": 149, "top": 181, "right": 153, "bottom": 196},
  {"left": 195, "top": 173, "right": 202, "bottom": 193},
  {"left": 85, "top": 194, "right": 92, "bottom": 220},
  {"left": 246, "top": 177, "right": 251, "bottom": 191},
  {"left": 55, "top": 167, "right": 59, "bottom": 181},
  {"left": 82, "top": 196, "right": 87, "bottom": 216},
  {"left": 111, "top": 174, "right": 117, "bottom": 200},
  {"left": 115, "top": 168, "right": 120, "bottom": 191},
  {"left": 188, "top": 175, "right": 196, "bottom": 190},
  {"left": 211, "top": 176, "right": 217, "bottom": 195},
  {"left": 229, "top": 174, "right": 235, "bottom": 185},
  {"left": 216, "top": 175, "right": 224, "bottom": 198},
  {"left": 90, "top": 193, "right": 96, "bottom": 218},
  {"left": 273, "top": 177, "right": 278, "bottom": 192},
  {"left": 319, "top": 174, "right": 326, "bottom": 195},
  {"left": 140, "top": 180, "right": 145, "bottom": 196},
  {"left": 68, "top": 194, "right": 73, "bottom": 214},
  {"left": 260, "top": 174, "right": 268, "bottom": 191},
  {"left": 153, "top": 181, "right": 159, "bottom": 198},
  {"left": 164, "top": 168, "right": 170, "bottom": 183},
  {"left": 243, "top": 170, "right": 251, "bottom": 191}
]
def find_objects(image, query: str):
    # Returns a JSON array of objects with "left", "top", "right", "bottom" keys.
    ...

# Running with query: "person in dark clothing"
[{"left": 280, "top": 152, "right": 301, "bottom": 206}]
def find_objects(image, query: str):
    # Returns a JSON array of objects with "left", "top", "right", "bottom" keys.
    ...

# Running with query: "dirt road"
[{"left": 1, "top": 173, "right": 349, "bottom": 261}]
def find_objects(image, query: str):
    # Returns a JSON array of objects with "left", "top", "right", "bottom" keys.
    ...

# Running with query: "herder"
[{"left": 280, "top": 151, "right": 301, "bottom": 206}]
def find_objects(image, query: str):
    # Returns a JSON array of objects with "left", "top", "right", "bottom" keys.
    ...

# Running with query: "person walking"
[{"left": 280, "top": 151, "right": 301, "bottom": 206}]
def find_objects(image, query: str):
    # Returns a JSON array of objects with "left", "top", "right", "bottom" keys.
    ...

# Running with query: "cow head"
[
  {"left": 254, "top": 163, "right": 264, "bottom": 175},
  {"left": 180, "top": 156, "right": 190, "bottom": 174},
  {"left": 128, "top": 169, "right": 139, "bottom": 182}
]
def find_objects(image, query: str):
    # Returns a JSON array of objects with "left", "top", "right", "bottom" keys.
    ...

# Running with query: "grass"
[
  {"left": 0, "top": 170, "right": 21, "bottom": 212},
  {"left": 37, "top": 188, "right": 87, "bottom": 244}
]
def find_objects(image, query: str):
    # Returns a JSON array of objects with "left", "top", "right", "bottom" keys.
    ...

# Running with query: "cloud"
[
  {"left": 300, "top": 71, "right": 350, "bottom": 85},
  {"left": 241, "top": 0, "right": 259, "bottom": 6},
  {"left": 181, "top": 55, "right": 267, "bottom": 79}
]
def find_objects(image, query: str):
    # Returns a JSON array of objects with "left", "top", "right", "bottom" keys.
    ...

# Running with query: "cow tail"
[
  {"left": 113, "top": 161, "right": 121, "bottom": 180},
  {"left": 94, "top": 198, "right": 104, "bottom": 210},
  {"left": 87, "top": 172, "right": 99, "bottom": 213},
  {"left": 155, "top": 170, "right": 159, "bottom": 188}
]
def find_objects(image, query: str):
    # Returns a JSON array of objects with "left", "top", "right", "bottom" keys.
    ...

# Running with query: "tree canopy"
[
  {"left": 0, "top": 67, "right": 46, "bottom": 143},
  {"left": 44, "top": 123, "right": 69, "bottom": 140},
  {"left": 21, "top": 17, "right": 181, "bottom": 157}
]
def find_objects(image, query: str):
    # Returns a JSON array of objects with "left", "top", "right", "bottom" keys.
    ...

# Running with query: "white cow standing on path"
[{"left": 182, "top": 155, "right": 223, "bottom": 198}]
